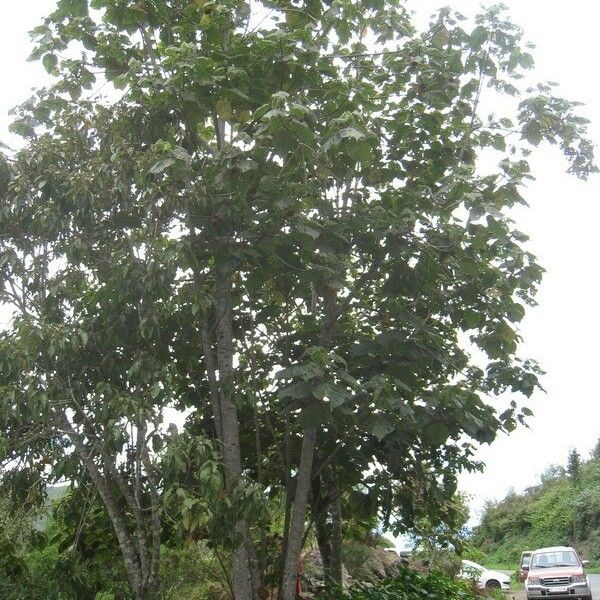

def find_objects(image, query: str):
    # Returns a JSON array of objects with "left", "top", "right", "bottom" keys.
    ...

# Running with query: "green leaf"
[
  {"left": 424, "top": 422, "right": 450, "bottom": 445},
  {"left": 299, "top": 400, "right": 329, "bottom": 429},
  {"left": 470, "top": 25, "right": 488, "bottom": 48},
  {"left": 150, "top": 158, "right": 175, "bottom": 174},
  {"left": 296, "top": 223, "right": 321, "bottom": 240},
  {"left": 371, "top": 415, "right": 395, "bottom": 441},
  {"left": 522, "top": 121, "right": 543, "bottom": 145},
  {"left": 311, "top": 382, "right": 349, "bottom": 407},
  {"left": 321, "top": 127, "right": 367, "bottom": 153},
  {"left": 278, "top": 381, "right": 309, "bottom": 400},
  {"left": 519, "top": 52, "right": 535, "bottom": 70},
  {"left": 42, "top": 53, "right": 58, "bottom": 73},
  {"left": 152, "top": 434, "right": 163, "bottom": 452}
]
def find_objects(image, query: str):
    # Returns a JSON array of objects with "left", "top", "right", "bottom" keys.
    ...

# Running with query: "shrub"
[
  {"left": 343, "top": 542, "right": 374, "bottom": 579},
  {"left": 159, "top": 543, "right": 230, "bottom": 600},
  {"left": 317, "top": 567, "right": 488, "bottom": 600}
]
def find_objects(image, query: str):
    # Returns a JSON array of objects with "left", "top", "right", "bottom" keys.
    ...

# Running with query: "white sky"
[{"left": 1, "top": 1, "right": 599, "bottom": 525}]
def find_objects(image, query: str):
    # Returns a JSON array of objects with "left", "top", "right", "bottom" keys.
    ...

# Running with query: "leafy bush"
[
  {"left": 343, "top": 542, "right": 374, "bottom": 579},
  {"left": 159, "top": 543, "right": 230, "bottom": 600},
  {"left": 473, "top": 451, "right": 600, "bottom": 565},
  {"left": 317, "top": 567, "right": 488, "bottom": 600}
]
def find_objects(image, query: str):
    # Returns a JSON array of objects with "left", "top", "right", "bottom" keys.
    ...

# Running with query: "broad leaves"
[{"left": 0, "top": 0, "right": 595, "bottom": 585}]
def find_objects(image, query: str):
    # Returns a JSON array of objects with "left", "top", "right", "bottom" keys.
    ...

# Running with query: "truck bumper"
[{"left": 525, "top": 583, "right": 591, "bottom": 599}]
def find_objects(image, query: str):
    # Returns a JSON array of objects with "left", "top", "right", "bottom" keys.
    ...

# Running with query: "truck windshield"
[{"left": 531, "top": 551, "right": 579, "bottom": 568}]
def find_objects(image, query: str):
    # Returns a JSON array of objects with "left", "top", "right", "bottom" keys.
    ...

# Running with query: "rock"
[{"left": 299, "top": 545, "right": 402, "bottom": 597}]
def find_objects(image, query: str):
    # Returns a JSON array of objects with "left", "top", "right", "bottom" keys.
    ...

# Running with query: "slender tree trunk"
[
  {"left": 201, "top": 323, "right": 224, "bottom": 441},
  {"left": 280, "top": 412, "right": 293, "bottom": 567},
  {"left": 280, "top": 425, "right": 317, "bottom": 600},
  {"left": 55, "top": 410, "right": 146, "bottom": 599},
  {"left": 310, "top": 477, "right": 332, "bottom": 582},
  {"left": 141, "top": 430, "right": 161, "bottom": 599},
  {"left": 215, "top": 273, "right": 256, "bottom": 600},
  {"left": 328, "top": 465, "right": 343, "bottom": 586}
]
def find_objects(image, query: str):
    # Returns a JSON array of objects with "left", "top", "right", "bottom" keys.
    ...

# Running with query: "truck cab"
[
  {"left": 525, "top": 546, "right": 591, "bottom": 600},
  {"left": 519, "top": 550, "right": 532, "bottom": 583}
]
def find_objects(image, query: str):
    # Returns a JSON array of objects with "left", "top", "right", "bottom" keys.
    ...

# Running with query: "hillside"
[{"left": 472, "top": 444, "right": 600, "bottom": 564}]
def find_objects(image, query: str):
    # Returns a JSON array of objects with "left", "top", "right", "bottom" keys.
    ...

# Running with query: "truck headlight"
[
  {"left": 572, "top": 575, "right": 587, "bottom": 583},
  {"left": 528, "top": 577, "right": 541, "bottom": 585}
]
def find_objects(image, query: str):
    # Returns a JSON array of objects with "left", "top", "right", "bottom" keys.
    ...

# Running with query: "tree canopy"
[{"left": 0, "top": 1, "right": 595, "bottom": 599}]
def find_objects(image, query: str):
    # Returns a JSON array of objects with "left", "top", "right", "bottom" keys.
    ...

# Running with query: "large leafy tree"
[{"left": 0, "top": 1, "right": 595, "bottom": 599}]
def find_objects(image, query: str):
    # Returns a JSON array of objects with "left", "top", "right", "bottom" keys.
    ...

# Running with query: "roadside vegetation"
[
  {"left": 473, "top": 443, "right": 600, "bottom": 566},
  {"left": 317, "top": 568, "right": 502, "bottom": 600}
]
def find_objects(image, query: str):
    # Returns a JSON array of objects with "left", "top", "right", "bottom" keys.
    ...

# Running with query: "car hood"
[{"left": 529, "top": 567, "right": 584, "bottom": 578}]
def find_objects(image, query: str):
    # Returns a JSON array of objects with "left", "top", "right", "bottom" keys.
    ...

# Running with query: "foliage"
[
  {"left": 159, "top": 544, "right": 230, "bottom": 600},
  {"left": 0, "top": 0, "right": 597, "bottom": 597},
  {"left": 591, "top": 438, "right": 600, "bottom": 461},
  {"left": 317, "top": 567, "right": 488, "bottom": 600},
  {"left": 568, "top": 448, "right": 582, "bottom": 484},
  {"left": 2, "top": 486, "right": 232, "bottom": 600},
  {"left": 473, "top": 447, "right": 600, "bottom": 563},
  {"left": 411, "top": 493, "right": 470, "bottom": 565}
]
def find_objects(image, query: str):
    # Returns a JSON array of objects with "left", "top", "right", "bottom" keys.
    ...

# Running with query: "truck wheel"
[{"left": 485, "top": 580, "right": 501, "bottom": 589}]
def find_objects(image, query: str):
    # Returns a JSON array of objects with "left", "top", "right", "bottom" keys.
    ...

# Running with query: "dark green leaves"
[
  {"left": 42, "top": 53, "right": 58, "bottom": 73},
  {"left": 371, "top": 415, "right": 396, "bottom": 441},
  {"left": 470, "top": 25, "right": 488, "bottom": 48},
  {"left": 1, "top": 1, "right": 596, "bottom": 591},
  {"left": 424, "top": 422, "right": 451, "bottom": 446}
]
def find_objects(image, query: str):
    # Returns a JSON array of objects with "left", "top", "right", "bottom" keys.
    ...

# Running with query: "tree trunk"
[
  {"left": 280, "top": 425, "right": 317, "bottom": 600},
  {"left": 215, "top": 273, "right": 256, "bottom": 600},
  {"left": 327, "top": 465, "right": 343, "bottom": 586},
  {"left": 311, "top": 477, "right": 332, "bottom": 583},
  {"left": 201, "top": 323, "right": 224, "bottom": 441},
  {"left": 54, "top": 410, "right": 146, "bottom": 599}
]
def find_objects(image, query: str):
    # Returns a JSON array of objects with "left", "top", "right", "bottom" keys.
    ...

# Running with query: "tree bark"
[
  {"left": 310, "top": 476, "right": 332, "bottom": 582},
  {"left": 215, "top": 273, "right": 256, "bottom": 600},
  {"left": 141, "top": 428, "right": 161, "bottom": 599},
  {"left": 280, "top": 425, "right": 317, "bottom": 600},
  {"left": 327, "top": 465, "right": 343, "bottom": 586},
  {"left": 54, "top": 410, "right": 147, "bottom": 599},
  {"left": 201, "top": 323, "right": 224, "bottom": 441}
]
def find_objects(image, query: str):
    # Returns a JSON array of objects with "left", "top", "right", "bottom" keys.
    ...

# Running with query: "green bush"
[
  {"left": 317, "top": 567, "right": 487, "bottom": 600},
  {"left": 472, "top": 453, "right": 600, "bottom": 565},
  {"left": 159, "top": 543, "right": 230, "bottom": 600},
  {"left": 343, "top": 542, "right": 374, "bottom": 579}
]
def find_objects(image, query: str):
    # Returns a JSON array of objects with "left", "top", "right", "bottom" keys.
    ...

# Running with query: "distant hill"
[
  {"left": 472, "top": 445, "right": 600, "bottom": 564},
  {"left": 34, "top": 483, "right": 69, "bottom": 530}
]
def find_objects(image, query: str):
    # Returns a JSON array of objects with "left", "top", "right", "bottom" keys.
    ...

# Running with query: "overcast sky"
[{"left": 1, "top": 1, "right": 599, "bottom": 525}]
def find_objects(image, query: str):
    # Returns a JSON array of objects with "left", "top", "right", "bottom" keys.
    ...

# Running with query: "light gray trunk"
[
  {"left": 328, "top": 465, "right": 343, "bottom": 585},
  {"left": 55, "top": 410, "right": 151, "bottom": 599},
  {"left": 280, "top": 425, "right": 317, "bottom": 600},
  {"left": 201, "top": 323, "right": 224, "bottom": 441},
  {"left": 215, "top": 274, "right": 256, "bottom": 600}
]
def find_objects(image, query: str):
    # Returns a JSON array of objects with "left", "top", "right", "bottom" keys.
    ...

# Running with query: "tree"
[
  {"left": 591, "top": 437, "right": 600, "bottom": 461},
  {"left": 0, "top": 1, "right": 595, "bottom": 599},
  {"left": 568, "top": 449, "right": 582, "bottom": 484},
  {"left": 412, "top": 493, "right": 470, "bottom": 568},
  {"left": 0, "top": 491, "right": 39, "bottom": 600},
  {"left": 540, "top": 464, "right": 566, "bottom": 484}
]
